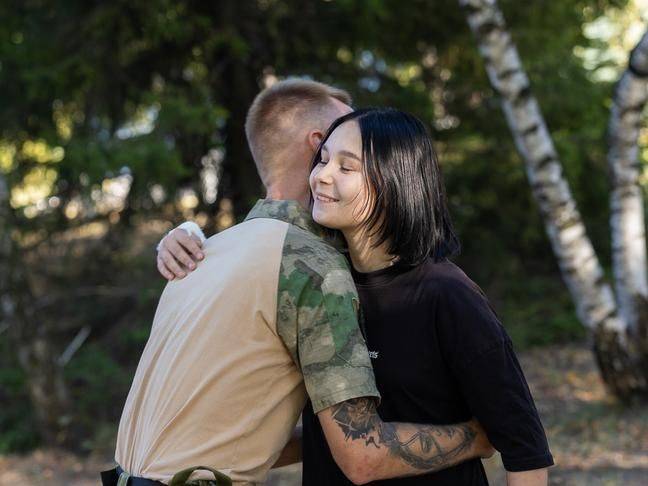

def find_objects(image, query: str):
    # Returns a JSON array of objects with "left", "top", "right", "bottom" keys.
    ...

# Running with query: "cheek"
[
  {"left": 342, "top": 177, "right": 369, "bottom": 206},
  {"left": 348, "top": 183, "right": 374, "bottom": 222},
  {"left": 308, "top": 167, "right": 318, "bottom": 191}
]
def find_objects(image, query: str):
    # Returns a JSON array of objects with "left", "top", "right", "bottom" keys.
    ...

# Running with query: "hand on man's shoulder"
[{"left": 156, "top": 221, "right": 206, "bottom": 280}]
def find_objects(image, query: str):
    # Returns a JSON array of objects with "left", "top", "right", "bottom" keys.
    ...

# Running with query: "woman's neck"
[{"left": 342, "top": 227, "right": 397, "bottom": 273}]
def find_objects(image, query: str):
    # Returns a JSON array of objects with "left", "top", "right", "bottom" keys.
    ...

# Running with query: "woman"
[{"left": 302, "top": 107, "right": 553, "bottom": 485}]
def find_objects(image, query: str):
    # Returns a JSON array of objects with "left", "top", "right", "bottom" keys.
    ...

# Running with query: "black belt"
[
  {"left": 100, "top": 466, "right": 165, "bottom": 486},
  {"left": 101, "top": 465, "right": 232, "bottom": 485}
]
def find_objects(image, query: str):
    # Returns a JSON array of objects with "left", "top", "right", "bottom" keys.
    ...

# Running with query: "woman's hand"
[{"left": 156, "top": 223, "right": 205, "bottom": 280}]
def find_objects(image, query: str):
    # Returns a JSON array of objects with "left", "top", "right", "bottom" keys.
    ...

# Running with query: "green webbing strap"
[
  {"left": 168, "top": 466, "right": 232, "bottom": 486},
  {"left": 117, "top": 470, "right": 131, "bottom": 486}
]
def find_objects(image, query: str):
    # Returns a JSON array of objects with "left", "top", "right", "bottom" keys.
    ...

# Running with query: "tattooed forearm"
[
  {"left": 380, "top": 421, "right": 476, "bottom": 470},
  {"left": 329, "top": 398, "right": 477, "bottom": 471}
]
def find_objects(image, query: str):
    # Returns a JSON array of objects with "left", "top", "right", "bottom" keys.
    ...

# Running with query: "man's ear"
[{"left": 307, "top": 130, "right": 324, "bottom": 152}]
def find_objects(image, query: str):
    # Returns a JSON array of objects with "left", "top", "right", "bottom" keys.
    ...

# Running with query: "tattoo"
[{"left": 330, "top": 398, "right": 477, "bottom": 471}]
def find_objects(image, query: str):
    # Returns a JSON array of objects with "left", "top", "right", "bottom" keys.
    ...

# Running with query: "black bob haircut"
[{"left": 311, "top": 107, "right": 460, "bottom": 266}]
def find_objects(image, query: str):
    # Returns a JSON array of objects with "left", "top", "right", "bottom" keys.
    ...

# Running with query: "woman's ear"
[{"left": 307, "top": 130, "right": 324, "bottom": 152}]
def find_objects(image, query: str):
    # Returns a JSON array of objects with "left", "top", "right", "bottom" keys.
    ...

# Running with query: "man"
[{"left": 109, "top": 79, "right": 494, "bottom": 486}]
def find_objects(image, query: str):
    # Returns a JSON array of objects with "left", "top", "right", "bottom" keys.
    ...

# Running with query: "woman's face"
[{"left": 309, "top": 120, "right": 373, "bottom": 233}]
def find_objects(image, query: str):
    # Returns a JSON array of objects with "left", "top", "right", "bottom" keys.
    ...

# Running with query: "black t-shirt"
[{"left": 302, "top": 259, "right": 553, "bottom": 485}]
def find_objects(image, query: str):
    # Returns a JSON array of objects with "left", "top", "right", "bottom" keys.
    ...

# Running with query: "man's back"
[{"left": 115, "top": 217, "right": 306, "bottom": 484}]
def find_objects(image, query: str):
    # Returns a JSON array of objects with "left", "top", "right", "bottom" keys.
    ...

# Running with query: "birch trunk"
[
  {"left": 0, "top": 173, "right": 72, "bottom": 445},
  {"left": 458, "top": 0, "right": 648, "bottom": 400},
  {"left": 608, "top": 31, "right": 648, "bottom": 334}
]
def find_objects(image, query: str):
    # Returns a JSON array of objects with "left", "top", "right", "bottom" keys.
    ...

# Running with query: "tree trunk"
[
  {"left": 608, "top": 31, "right": 648, "bottom": 334},
  {"left": 458, "top": 0, "right": 648, "bottom": 401},
  {"left": 0, "top": 173, "right": 72, "bottom": 445},
  {"left": 213, "top": 1, "right": 264, "bottom": 222}
]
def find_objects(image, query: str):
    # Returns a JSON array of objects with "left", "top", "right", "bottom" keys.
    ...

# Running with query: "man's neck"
[{"left": 265, "top": 186, "right": 310, "bottom": 210}]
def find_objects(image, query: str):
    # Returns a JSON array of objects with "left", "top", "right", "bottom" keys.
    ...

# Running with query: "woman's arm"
[
  {"left": 507, "top": 468, "right": 548, "bottom": 486},
  {"left": 436, "top": 280, "right": 554, "bottom": 477},
  {"left": 271, "top": 424, "right": 303, "bottom": 468}
]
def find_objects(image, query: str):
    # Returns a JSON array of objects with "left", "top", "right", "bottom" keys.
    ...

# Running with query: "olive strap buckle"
[{"left": 168, "top": 466, "right": 232, "bottom": 486}]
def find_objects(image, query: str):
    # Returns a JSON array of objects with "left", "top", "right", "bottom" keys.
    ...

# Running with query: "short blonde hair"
[{"left": 244, "top": 78, "right": 352, "bottom": 184}]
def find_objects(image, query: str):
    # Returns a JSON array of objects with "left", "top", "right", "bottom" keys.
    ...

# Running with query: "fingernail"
[
  {"left": 189, "top": 263, "right": 195, "bottom": 269},
  {"left": 179, "top": 273, "right": 185, "bottom": 278},
  {"left": 198, "top": 254, "right": 204, "bottom": 259}
]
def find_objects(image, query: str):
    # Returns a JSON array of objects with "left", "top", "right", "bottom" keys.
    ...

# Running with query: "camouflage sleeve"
[{"left": 277, "top": 226, "right": 380, "bottom": 414}]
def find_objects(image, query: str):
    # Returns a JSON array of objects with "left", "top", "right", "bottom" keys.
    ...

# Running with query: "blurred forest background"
[{"left": 1, "top": 0, "right": 648, "bottom": 484}]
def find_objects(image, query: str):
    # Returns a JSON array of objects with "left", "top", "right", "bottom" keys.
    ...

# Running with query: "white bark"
[
  {"left": 458, "top": 0, "right": 624, "bottom": 335},
  {"left": 608, "top": 31, "right": 648, "bottom": 333}
]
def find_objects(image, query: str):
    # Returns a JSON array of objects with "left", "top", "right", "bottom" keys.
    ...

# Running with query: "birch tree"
[
  {"left": 459, "top": 0, "right": 648, "bottom": 401},
  {"left": 608, "top": 32, "right": 648, "bottom": 337}
]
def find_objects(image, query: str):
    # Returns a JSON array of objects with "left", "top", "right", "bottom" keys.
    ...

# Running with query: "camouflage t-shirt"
[{"left": 245, "top": 199, "right": 379, "bottom": 413}]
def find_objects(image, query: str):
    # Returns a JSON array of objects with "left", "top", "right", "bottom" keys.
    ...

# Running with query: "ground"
[{"left": 1, "top": 341, "right": 646, "bottom": 485}]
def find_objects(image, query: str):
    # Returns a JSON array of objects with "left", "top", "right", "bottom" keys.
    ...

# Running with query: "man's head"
[{"left": 245, "top": 78, "right": 353, "bottom": 202}]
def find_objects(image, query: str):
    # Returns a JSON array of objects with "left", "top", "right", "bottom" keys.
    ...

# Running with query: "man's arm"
[
  {"left": 318, "top": 397, "right": 493, "bottom": 485},
  {"left": 156, "top": 223, "right": 205, "bottom": 280}
]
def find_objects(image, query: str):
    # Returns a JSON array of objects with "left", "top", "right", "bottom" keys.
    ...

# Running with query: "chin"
[
  {"left": 312, "top": 212, "right": 330, "bottom": 227},
  {"left": 312, "top": 209, "right": 339, "bottom": 230}
]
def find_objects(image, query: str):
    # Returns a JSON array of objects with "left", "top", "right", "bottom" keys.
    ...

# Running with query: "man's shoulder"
[
  {"left": 281, "top": 224, "right": 351, "bottom": 279},
  {"left": 207, "top": 216, "right": 288, "bottom": 242},
  {"left": 206, "top": 217, "right": 299, "bottom": 259},
  {"left": 278, "top": 224, "right": 357, "bottom": 321}
]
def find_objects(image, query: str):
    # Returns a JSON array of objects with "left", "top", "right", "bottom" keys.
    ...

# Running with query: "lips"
[{"left": 315, "top": 193, "right": 339, "bottom": 203}]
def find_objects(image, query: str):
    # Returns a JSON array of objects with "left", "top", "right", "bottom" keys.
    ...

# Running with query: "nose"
[{"left": 314, "top": 161, "right": 333, "bottom": 185}]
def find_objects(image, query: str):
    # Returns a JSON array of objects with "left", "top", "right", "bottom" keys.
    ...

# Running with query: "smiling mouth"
[{"left": 316, "top": 194, "right": 339, "bottom": 203}]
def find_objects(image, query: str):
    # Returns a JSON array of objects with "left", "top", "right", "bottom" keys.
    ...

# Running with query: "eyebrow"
[
  {"left": 339, "top": 150, "right": 361, "bottom": 161},
  {"left": 321, "top": 145, "right": 361, "bottom": 162}
]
